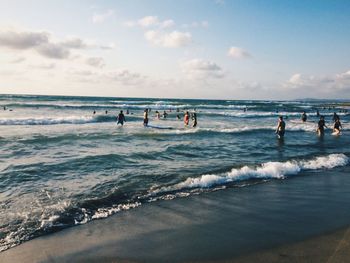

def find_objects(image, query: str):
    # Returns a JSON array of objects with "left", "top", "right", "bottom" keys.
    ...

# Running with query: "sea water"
[{"left": 0, "top": 94, "right": 349, "bottom": 252}]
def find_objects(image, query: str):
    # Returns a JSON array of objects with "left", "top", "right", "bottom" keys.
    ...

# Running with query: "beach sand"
[{"left": 1, "top": 167, "right": 350, "bottom": 263}]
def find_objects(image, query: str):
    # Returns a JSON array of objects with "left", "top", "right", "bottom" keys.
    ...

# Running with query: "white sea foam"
[
  {"left": 0, "top": 115, "right": 111, "bottom": 125},
  {"left": 91, "top": 202, "right": 141, "bottom": 220},
  {"left": 155, "top": 154, "right": 348, "bottom": 192}
]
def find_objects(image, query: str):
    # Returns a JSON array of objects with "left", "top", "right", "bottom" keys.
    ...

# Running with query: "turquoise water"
[{"left": 0, "top": 94, "right": 349, "bottom": 252}]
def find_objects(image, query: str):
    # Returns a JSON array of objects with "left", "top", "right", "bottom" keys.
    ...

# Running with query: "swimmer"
[
  {"left": 192, "top": 112, "right": 197, "bottom": 127},
  {"left": 333, "top": 118, "right": 342, "bottom": 135},
  {"left": 184, "top": 111, "right": 190, "bottom": 126},
  {"left": 143, "top": 109, "right": 149, "bottom": 126},
  {"left": 275, "top": 116, "right": 285, "bottom": 138},
  {"left": 332, "top": 112, "right": 340, "bottom": 122},
  {"left": 117, "top": 110, "right": 126, "bottom": 126},
  {"left": 316, "top": 116, "right": 327, "bottom": 136},
  {"left": 301, "top": 111, "right": 307, "bottom": 122}
]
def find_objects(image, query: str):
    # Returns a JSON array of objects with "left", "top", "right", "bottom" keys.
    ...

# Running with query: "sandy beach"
[{"left": 2, "top": 166, "right": 350, "bottom": 263}]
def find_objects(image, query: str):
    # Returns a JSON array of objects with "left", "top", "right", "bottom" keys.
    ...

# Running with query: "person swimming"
[
  {"left": 143, "top": 109, "right": 149, "bottom": 126},
  {"left": 301, "top": 111, "right": 307, "bottom": 122},
  {"left": 275, "top": 116, "right": 285, "bottom": 138},
  {"left": 333, "top": 118, "right": 342, "bottom": 135},
  {"left": 163, "top": 111, "right": 168, "bottom": 119},
  {"left": 184, "top": 111, "right": 190, "bottom": 126},
  {"left": 117, "top": 110, "right": 126, "bottom": 126},
  {"left": 317, "top": 116, "right": 327, "bottom": 136}
]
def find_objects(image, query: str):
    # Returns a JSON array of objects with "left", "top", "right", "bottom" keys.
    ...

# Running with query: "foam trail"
[
  {"left": 158, "top": 154, "right": 349, "bottom": 191},
  {"left": 0, "top": 115, "right": 124, "bottom": 125}
]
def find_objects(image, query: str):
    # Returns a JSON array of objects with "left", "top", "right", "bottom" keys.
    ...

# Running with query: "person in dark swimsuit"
[
  {"left": 117, "top": 110, "right": 126, "bottom": 126},
  {"left": 192, "top": 112, "right": 197, "bottom": 127},
  {"left": 275, "top": 116, "right": 285, "bottom": 138},
  {"left": 333, "top": 118, "right": 342, "bottom": 135},
  {"left": 301, "top": 111, "right": 307, "bottom": 122},
  {"left": 317, "top": 116, "right": 327, "bottom": 136}
]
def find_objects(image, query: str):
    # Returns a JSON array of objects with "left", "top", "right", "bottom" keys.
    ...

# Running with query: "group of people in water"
[
  {"left": 276, "top": 111, "right": 344, "bottom": 138},
  {"left": 113, "top": 108, "right": 198, "bottom": 128}
]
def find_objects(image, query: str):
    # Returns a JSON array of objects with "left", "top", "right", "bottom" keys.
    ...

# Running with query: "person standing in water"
[
  {"left": 275, "top": 116, "right": 286, "bottom": 138},
  {"left": 333, "top": 112, "right": 340, "bottom": 122},
  {"left": 317, "top": 116, "right": 327, "bottom": 136},
  {"left": 117, "top": 110, "right": 126, "bottom": 126},
  {"left": 301, "top": 111, "right": 307, "bottom": 122},
  {"left": 184, "top": 111, "right": 190, "bottom": 126},
  {"left": 143, "top": 109, "right": 149, "bottom": 126},
  {"left": 333, "top": 118, "right": 342, "bottom": 135},
  {"left": 192, "top": 112, "right": 197, "bottom": 127}
]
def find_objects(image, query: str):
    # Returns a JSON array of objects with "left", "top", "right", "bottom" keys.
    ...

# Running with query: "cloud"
[
  {"left": 103, "top": 70, "right": 147, "bottom": 85},
  {"left": 61, "top": 37, "right": 88, "bottom": 49},
  {"left": 92, "top": 9, "right": 114, "bottom": 24},
  {"left": 160, "top": 19, "right": 175, "bottom": 28},
  {"left": 86, "top": 57, "right": 105, "bottom": 68},
  {"left": 144, "top": 30, "right": 192, "bottom": 48},
  {"left": 0, "top": 28, "right": 113, "bottom": 62},
  {"left": 284, "top": 70, "right": 350, "bottom": 97},
  {"left": 35, "top": 43, "right": 70, "bottom": 59},
  {"left": 138, "top": 16, "right": 159, "bottom": 27},
  {"left": 9, "top": 56, "right": 26, "bottom": 63},
  {"left": 30, "top": 63, "right": 56, "bottom": 70},
  {"left": 228, "top": 46, "right": 251, "bottom": 59},
  {"left": 124, "top": 16, "right": 175, "bottom": 29},
  {"left": 181, "top": 59, "right": 225, "bottom": 79},
  {"left": 0, "top": 30, "right": 49, "bottom": 49}
]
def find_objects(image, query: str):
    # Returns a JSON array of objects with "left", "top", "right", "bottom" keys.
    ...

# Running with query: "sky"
[{"left": 0, "top": 0, "right": 350, "bottom": 100}]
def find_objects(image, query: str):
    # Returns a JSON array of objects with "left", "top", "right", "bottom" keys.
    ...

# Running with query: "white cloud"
[
  {"left": 123, "top": 21, "right": 136, "bottom": 27},
  {"left": 124, "top": 16, "right": 175, "bottom": 29},
  {"left": 86, "top": 57, "right": 105, "bottom": 68},
  {"left": 103, "top": 70, "right": 147, "bottom": 85},
  {"left": 284, "top": 70, "right": 350, "bottom": 97},
  {"left": 9, "top": 56, "right": 26, "bottom": 63},
  {"left": 228, "top": 46, "right": 251, "bottom": 59},
  {"left": 181, "top": 59, "right": 225, "bottom": 79},
  {"left": 144, "top": 30, "right": 192, "bottom": 48},
  {"left": 0, "top": 28, "right": 114, "bottom": 61},
  {"left": 160, "top": 19, "right": 175, "bottom": 28},
  {"left": 30, "top": 63, "right": 56, "bottom": 70},
  {"left": 138, "top": 16, "right": 159, "bottom": 27},
  {"left": 92, "top": 9, "right": 114, "bottom": 24}
]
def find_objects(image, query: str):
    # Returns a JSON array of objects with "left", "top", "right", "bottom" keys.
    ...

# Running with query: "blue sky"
[{"left": 0, "top": 0, "right": 349, "bottom": 99}]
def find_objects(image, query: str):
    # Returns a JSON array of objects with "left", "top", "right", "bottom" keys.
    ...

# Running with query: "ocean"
[{"left": 0, "top": 94, "right": 349, "bottom": 252}]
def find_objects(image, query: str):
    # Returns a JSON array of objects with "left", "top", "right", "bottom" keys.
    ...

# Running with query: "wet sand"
[{"left": 1, "top": 168, "right": 350, "bottom": 263}]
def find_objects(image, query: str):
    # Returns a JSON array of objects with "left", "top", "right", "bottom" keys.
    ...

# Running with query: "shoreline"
[{"left": 2, "top": 168, "right": 350, "bottom": 263}]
